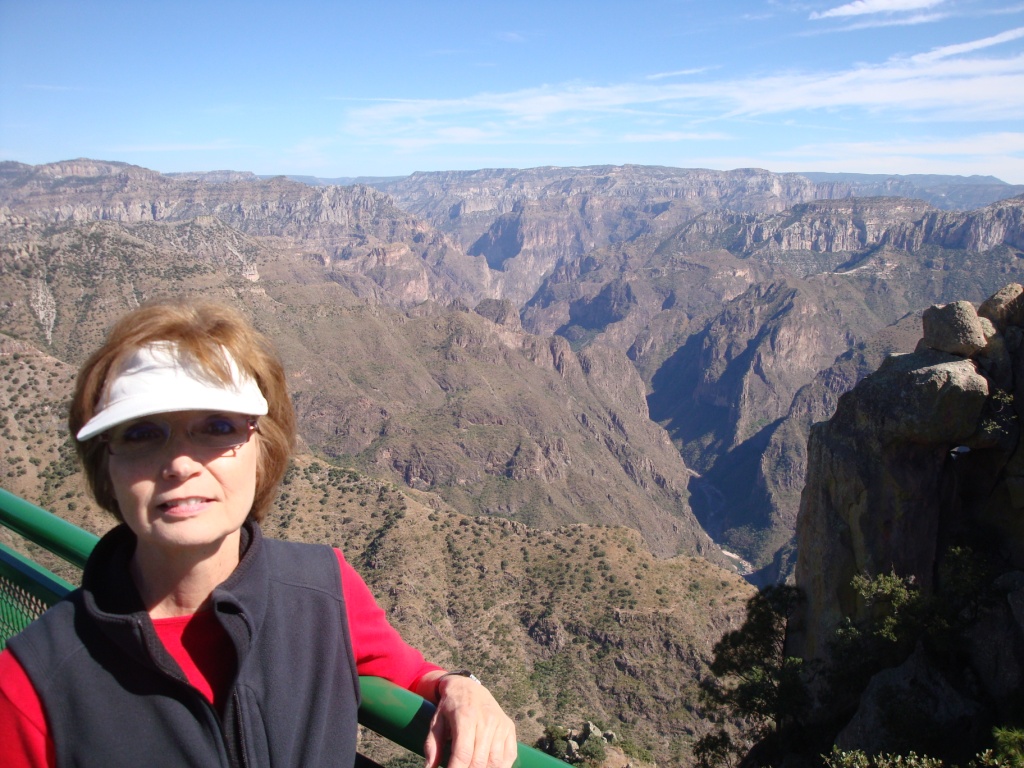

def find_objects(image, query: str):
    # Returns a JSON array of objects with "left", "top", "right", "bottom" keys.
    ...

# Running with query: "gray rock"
[
  {"left": 1010, "top": 589, "right": 1024, "bottom": 635},
  {"left": 836, "top": 645, "right": 982, "bottom": 755},
  {"left": 993, "top": 571, "right": 1024, "bottom": 592},
  {"left": 791, "top": 350, "right": 989, "bottom": 659},
  {"left": 921, "top": 301, "right": 988, "bottom": 356},
  {"left": 979, "top": 283, "right": 1024, "bottom": 332},
  {"left": 870, "top": 352, "right": 989, "bottom": 442},
  {"left": 474, "top": 298, "right": 523, "bottom": 331},
  {"left": 964, "top": 593, "right": 1024, "bottom": 713},
  {"left": 976, "top": 320, "right": 1013, "bottom": 391}
]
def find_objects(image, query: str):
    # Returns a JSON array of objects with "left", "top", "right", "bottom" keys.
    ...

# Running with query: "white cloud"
[
  {"left": 768, "top": 132, "right": 1024, "bottom": 182},
  {"left": 911, "top": 26, "right": 1024, "bottom": 63},
  {"left": 783, "top": 132, "right": 1024, "bottom": 158},
  {"left": 646, "top": 68, "right": 712, "bottom": 80},
  {"left": 109, "top": 142, "right": 242, "bottom": 152},
  {"left": 810, "top": 0, "right": 944, "bottom": 20},
  {"left": 623, "top": 131, "right": 730, "bottom": 142},
  {"left": 335, "top": 26, "right": 1024, "bottom": 176},
  {"left": 346, "top": 36, "right": 1024, "bottom": 134},
  {"left": 718, "top": 52, "right": 1024, "bottom": 119},
  {"left": 817, "top": 11, "right": 948, "bottom": 30}
]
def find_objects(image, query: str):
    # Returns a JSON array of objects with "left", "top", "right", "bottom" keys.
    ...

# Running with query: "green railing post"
[
  {"left": 358, "top": 676, "right": 568, "bottom": 766},
  {"left": 0, "top": 488, "right": 99, "bottom": 569}
]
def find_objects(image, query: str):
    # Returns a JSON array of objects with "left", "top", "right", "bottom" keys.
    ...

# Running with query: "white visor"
[{"left": 76, "top": 342, "right": 269, "bottom": 441}]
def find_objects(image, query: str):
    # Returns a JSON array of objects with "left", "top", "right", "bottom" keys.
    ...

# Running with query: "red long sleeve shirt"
[{"left": 0, "top": 549, "right": 441, "bottom": 768}]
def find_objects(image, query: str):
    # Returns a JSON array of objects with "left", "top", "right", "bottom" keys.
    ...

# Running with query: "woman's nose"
[{"left": 159, "top": 435, "right": 204, "bottom": 478}]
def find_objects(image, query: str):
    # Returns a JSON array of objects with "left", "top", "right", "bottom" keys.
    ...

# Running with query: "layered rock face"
[
  {"left": 791, "top": 283, "right": 1024, "bottom": 754},
  {"left": 0, "top": 160, "right": 491, "bottom": 307},
  {"left": 376, "top": 166, "right": 825, "bottom": 305},
  {"left": 5, "top": 159, "right": 1024, "bottom": 577}
]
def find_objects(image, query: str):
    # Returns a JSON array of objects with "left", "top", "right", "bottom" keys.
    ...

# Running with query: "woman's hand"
[{"left": 421, "top": 672, "right": 518, "bottom": 768}]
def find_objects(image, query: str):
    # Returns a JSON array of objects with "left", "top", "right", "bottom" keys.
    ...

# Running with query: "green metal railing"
[{"left": 0, "top": 487, "right": 563, "bottom": 767}]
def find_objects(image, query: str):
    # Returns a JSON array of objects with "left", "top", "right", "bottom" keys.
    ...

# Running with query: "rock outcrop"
[{"left": 790, "top": 283, "right": 1024, "bottom": 756}]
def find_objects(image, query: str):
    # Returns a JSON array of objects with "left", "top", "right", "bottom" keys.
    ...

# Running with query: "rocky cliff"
[
  {"left": 0, "top": 208, "right": 718, "bottom": 561},
  {"left": 800, "top": 171, "right": 1024, "bottom": 212},
  {"left": 789, "top": 284, "right": 1024, "bottom": 757},
  {"left": 374, "top": 166, "right": 827, "bottom": 305},
  {"left": 519, "top": 192, "right": 1024, "bottom": 573},
  {"left": 726, "top": 196, "right": 1024, "bottom": 256},
  {"left": 0, "top": 159, "right": 492, "bottom": 307},
  {"left": 5, "top": 159, "right": 1024, "bottom": 577},
  {"left": 0, "top": 332, "right": 755, "bottom": 767}
]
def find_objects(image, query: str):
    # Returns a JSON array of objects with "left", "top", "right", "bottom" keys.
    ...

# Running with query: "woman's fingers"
[{"left": 425, "top": 676, "right": 517, "bottom": 768}]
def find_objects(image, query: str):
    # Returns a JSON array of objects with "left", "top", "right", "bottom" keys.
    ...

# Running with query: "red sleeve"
[
  {"left": 0, "top": 649, "right": 54, "bottom": 768},
  {"left": 336, "top": 549, "right": 442, "bottom": 692}
]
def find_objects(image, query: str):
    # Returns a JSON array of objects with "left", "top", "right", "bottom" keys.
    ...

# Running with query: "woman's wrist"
[{"left": 432, "top": 669, "right": 481, "bottom": 702}]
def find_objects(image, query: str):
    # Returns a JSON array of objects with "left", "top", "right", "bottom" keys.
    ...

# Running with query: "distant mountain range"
[
  {"left": 2, "top": 159, "right": 1022, "bottom": 582},
  {"left": 273, "top": 167, "right": 1024, "bottom": 213}
]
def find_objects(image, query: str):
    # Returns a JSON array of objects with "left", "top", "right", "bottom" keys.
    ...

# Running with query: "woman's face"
[{"left": 106, "top": 411, "right": 260, "bottom": 555}]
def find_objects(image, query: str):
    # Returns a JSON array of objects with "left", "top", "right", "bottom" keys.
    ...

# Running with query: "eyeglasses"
[{"left": 101, "top": 413, "right": 259, "bottom": 458}]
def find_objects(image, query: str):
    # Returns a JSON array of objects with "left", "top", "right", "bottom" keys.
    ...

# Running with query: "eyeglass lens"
[{"left": 105, "top": 413, "right": 257, "bottom": 457}]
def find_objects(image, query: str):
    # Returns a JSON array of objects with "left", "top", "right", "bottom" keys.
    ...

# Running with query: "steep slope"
[
  {"left": 374, "top": 166, "right": 823, "bottom": 305},
  {"left": 0, "top": 212, "right": 716, "bottom": 560},
  {"left": 800, "top": 171, "right": 1024, "bottom": 211},
  {"left": 519, "top": 195, "right": 1024, "bottom": 569},
  {"left": 7, "top": 159, "right": 1024, "bottom": 577},
  {"left": 0, "top": 335, "right": 754, "bottom": 767}
]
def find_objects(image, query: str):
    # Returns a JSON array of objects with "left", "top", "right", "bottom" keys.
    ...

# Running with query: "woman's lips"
[{"left": 159, "top": 497, "right": 212, "bottom": 516}]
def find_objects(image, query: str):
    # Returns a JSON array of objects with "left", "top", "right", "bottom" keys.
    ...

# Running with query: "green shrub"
[
  {"left": 823, "top": 745, "right": 1020, "bottom": 767},
  {"left": 578, "top": 735, "right": 606, "bottom": 764}
]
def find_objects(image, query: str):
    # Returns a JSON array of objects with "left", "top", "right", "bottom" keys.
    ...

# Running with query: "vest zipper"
[{"left": 230, "top": 690, "right": 250, "bottom": 768}]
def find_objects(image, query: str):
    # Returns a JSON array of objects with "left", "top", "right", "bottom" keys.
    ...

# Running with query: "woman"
[{"left": 0, "top": 300, "right": 517, "bottom": 768}]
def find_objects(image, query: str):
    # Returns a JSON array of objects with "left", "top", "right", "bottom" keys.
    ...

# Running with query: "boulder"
[
  {"left": 979, "top": 283, "right": 1024, "bottom": 332},
  {"left": 835, "top": 645, "right": 983, "bottom": 760},
  {"left": 921, "top": 301, "right": 988, "bottom": 356}
]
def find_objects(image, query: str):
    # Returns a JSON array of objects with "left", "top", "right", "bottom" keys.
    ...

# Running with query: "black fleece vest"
[{"left": 9, "top": 523, "right": 360, "bottom": 768}]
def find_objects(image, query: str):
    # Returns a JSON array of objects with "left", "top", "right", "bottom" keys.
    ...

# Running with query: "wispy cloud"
[
  {"left": 343, "top": 26, "right": 1024, "bottom": 150},
  {"left": 623, "top": 131, "right": 730, "bottom": 142},
  {"left": 784, "top": 131, "right": 1024, "bottom": 158},
  {"left": 646, "top": 68, "right": 712, "bottom": 80},
  {"left": 911, "top": 26, "right": 1024, "bottom": 63},
  {"left": 110, "top": 142, "right": 243, "bottom": 152},
  {"left": 818, "top": 11, "right": 949, "bottom": 31},
  {"left": 769, "top": 131, "right": 1024, "bottom": 179},
  {"left": 810, "top": 0, "right": 944, "bottom": 20}
]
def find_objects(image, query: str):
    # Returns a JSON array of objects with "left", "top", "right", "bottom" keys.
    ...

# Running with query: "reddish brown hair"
[{"left": 69, "top": 299, "right": 295, "bottom": 523}]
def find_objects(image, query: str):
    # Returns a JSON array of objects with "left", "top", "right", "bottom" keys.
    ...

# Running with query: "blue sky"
[{"left": 2, "top": 0, "right": 1023, "bottom": 182}]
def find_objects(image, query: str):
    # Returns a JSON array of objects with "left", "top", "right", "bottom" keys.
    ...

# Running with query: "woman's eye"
[
  {"left": 120, "top": 423, "right": 166, "bottom": 444},
  {"left": 197, "top": 416, "right": 241, "bottom": 437}
]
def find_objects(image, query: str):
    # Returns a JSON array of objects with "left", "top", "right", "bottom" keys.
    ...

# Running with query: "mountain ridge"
[{"left": 4, "top": 158, "right": 1024, "bottom": 576}]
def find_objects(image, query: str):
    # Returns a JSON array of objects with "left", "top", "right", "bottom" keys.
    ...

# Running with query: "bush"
[
  {"left": 578, "top": 735, "right": 606, "bottom": 764},
  {"left": 618, "top": 738, "right": 654, "bottom": 763},
  {"left": 823, "top": 745, "right": 1021, "bottom": 767}
]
